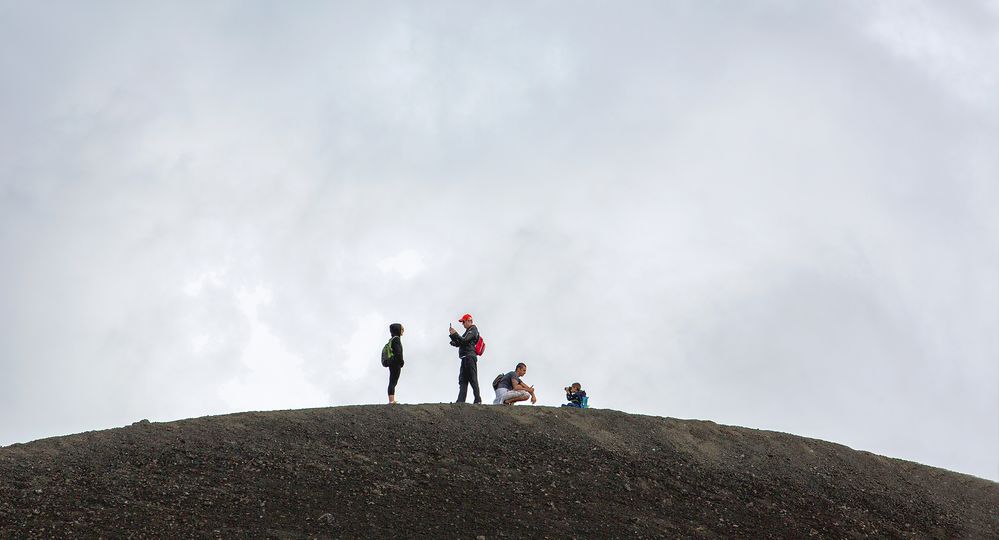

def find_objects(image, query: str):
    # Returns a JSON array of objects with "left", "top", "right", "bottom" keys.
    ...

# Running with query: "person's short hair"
[
  {"left": 516, "top": 362, "right": 526, "bottom": 370},
  {"left": 389, "top": 323, "right": 403, "bottom": 337},
  {"left": 571, "top": 382, "right": 581, "bottom": 390}
]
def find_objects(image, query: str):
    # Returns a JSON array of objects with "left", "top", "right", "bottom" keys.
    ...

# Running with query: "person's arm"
[
  {"left": 391, "top": 337, "right": 403, "bottom": 364},
  {"left": 513, "top": 379, "right": 537, "bottom": 403},
  {"left": 451, "top": 326, "right": 479, "bottom": 345}
]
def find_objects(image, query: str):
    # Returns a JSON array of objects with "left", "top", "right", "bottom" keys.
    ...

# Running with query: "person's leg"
[
  {"left": 456, "top": 359, "right": 469, "bottom": 403},
  {"left": 493, "top": 388, "right": 507, "bottom": 405},
  {"left": 468, "top": 357, "right": 481, "bottom": 403},
  {"left": 503, "top": 390, "right": 531, "bottom": 405},
  {"left": 387, "top": 365, "right": 401, "bottom": 403}
]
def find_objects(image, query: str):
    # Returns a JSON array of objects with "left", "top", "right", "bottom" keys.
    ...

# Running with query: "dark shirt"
[
  {"left": 566, "top": 390, "right": 586, "bottom": 405},
  {"left": 498, "top": 371, "right": 522, "bottom": 391},
  {"left": 389, "top": 336, "right": 404, "bottom": 367},
  {"left": 449, "top": 324, "right": 479, "bottom": 358}
]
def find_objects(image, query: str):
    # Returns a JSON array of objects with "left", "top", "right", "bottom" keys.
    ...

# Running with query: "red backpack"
[{"left": 475, "top": 336, "right": 485, "bottom": 356}]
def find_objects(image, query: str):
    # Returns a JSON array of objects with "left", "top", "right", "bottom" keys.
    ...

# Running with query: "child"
[
  {"left": 561, "top": 382, "right": 586, "bottom": 408},
  {"left": 385, "top": 323, "right": 405, "bottom": 404}
]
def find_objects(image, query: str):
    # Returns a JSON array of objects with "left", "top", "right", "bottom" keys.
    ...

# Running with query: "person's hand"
[
  {"left": 530, "top": 395, "right": 537, "bottom": 404},
  {"left": 449, "top": 323, "right": 456, "bottom": 335}
]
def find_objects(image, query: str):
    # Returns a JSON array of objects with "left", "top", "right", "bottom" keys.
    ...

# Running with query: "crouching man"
[{"left": 493, "top": 363, "right": 536, "bottom": 405}]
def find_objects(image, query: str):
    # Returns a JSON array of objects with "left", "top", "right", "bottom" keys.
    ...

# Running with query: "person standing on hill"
[
  {"left": 450, "top": 313, "right": 481, "bottom": 403},
  {"left": 385, "top": 323, "right": 405, "bottom": 404}
]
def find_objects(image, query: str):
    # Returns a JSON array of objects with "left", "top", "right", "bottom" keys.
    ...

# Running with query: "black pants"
[
  {"left": 456, "top": 355, "right": 481, "bottom": 403},
  {"left": 388, "top": 364, "right": 402, "bottom": 395}
]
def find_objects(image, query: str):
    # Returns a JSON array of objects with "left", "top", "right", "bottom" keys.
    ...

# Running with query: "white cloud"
[
  {"left": 337, "top": 312, "right": 388, "bottom": 385},
  {"left": 377, "top": 249, "right": 427, "bottom": 280},
  {"left": 218, "top": 287, "right": 327, "bottom": 411},
  {"left": 866, "top": 0, "right": 999, "bottom": 110},
  {"left": 0, "top": 1, "right": 995, "bottom": 481}
]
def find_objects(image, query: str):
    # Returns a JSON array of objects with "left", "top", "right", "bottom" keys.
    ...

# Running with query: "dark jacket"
[
  {"left": 566, "top": 390, "right": 586, "bottom": 405},
  {"left": 449, "top": 325, "right": 479, "bottom": 358},
  {"left": 388, "top": 336, "right": 404, "bottom": 367}
]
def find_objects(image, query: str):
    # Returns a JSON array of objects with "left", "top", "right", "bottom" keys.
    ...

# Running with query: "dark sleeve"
[
  {"left": 449, "top": 334, "right": 460, "bottom": 347},
  {"left": 453, "top": 326, "right": 479, "bottom": 345},
  {"left": 391, "top": 337, "right": 403, "bottom": 364}
]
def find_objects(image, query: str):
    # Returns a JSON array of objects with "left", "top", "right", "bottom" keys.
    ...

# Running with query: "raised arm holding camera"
[
  {"left": 562, "top": 382, "right": 586, "bottom": 408},
  {"left": 450, "top": 313, "right": 482, "bottom": 404}
]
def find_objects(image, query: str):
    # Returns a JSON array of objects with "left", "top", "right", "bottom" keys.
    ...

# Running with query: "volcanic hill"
[{"left": 1, "top": 404, "right": 996, "bottom": 538}]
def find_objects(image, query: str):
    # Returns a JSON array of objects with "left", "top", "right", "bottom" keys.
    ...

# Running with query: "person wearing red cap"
[{"left": 449, "top": 313, "right": 482, "bottom": 403}]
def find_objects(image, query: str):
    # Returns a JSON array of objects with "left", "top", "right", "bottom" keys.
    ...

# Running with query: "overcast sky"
[{"left": 1, "top": 1, "right": 997, "bottom": 481}]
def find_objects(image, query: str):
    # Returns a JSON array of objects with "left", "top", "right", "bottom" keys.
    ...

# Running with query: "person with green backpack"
[{"left": 381, "top": 323, "right": 405, "bottom": 404}]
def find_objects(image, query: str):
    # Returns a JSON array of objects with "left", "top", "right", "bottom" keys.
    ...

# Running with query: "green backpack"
[{"left": 380, "top": 337, "right": 395, "bottom": 367}]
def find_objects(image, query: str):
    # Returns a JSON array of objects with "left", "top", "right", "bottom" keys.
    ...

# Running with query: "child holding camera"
[{"left": 562, "top": 382, "right": 586, "bottom": 408}]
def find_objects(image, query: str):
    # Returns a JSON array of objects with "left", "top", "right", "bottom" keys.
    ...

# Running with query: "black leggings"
[{"left": 388, "top": 364, "right": 402, "bottom": 395}]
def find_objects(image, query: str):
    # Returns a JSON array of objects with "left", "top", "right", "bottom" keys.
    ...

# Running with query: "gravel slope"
[{"left": 1, "top": 404, "right": 996, "bottom": 539}]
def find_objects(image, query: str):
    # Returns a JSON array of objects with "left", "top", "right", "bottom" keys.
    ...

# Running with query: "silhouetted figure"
[{"left": 385, "top": 323, "right": 405, "bottom": 404}]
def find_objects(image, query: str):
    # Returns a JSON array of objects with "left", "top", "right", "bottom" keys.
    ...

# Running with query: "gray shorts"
[{"left": 493, "top": 388, "right": 529, "bottom": 404}]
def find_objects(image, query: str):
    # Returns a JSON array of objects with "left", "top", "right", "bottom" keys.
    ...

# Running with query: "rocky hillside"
[{"left": 1, "top": 404, "right": 996, "bottom": 538}]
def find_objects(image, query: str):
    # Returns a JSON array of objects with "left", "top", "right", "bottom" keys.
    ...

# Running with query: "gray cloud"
[{"left": 1, "top": 1, "right": 996, "bottom": 480}]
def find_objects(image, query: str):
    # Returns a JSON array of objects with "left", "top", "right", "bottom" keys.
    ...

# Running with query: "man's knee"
[{"left": 503, "top": 390, "right": 530, "bottom": 404}]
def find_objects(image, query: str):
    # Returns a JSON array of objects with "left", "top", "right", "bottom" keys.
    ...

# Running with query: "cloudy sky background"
[{"left": 1, "top": 1, "right": 997, "bottom": 480}]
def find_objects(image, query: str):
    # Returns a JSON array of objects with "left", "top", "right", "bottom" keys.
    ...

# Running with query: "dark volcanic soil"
[{"left": 0, "top": 404, "right": 996, "bottom": 539}]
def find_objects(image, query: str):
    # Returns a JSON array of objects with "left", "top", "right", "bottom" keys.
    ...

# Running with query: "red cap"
[{"left": 458, "top": 313, "right": 473, "bottom": 322}]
